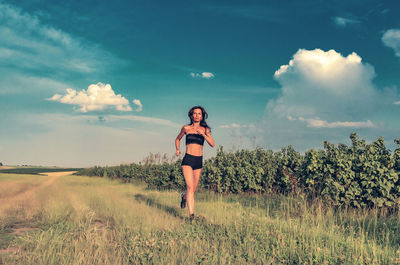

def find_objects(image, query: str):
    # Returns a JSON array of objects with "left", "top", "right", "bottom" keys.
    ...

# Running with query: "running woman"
[{"left": 175, "top": 106, "right": 215, "bottom": 221}]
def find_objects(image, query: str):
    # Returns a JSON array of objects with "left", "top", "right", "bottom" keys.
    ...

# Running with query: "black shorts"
[{"left": 181, "top": 153, "right": 203, "bottom": 170}]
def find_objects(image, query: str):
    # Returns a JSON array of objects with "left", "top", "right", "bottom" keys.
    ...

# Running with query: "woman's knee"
[
  {"left": 192, "top": 185, "right": 198, "bottom": 193},
  {"left": 186, "top": 186, "right": 195, "bottom": 193}
]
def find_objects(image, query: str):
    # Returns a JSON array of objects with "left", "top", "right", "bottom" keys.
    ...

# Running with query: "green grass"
[
  {"left": 1, "top": 174, "right": 400, "bottom": 264},
  {"left": 0, "top": 228, "right": 14, "bottom": 249}
]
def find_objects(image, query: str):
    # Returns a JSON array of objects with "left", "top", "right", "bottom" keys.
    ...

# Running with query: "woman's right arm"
[{"left": 175, "top": 126, "right": 186, "bottom": 156}]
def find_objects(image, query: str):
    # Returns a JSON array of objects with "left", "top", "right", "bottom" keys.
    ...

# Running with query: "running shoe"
[
  {"left": 180, "top": 192, "right": 186, "bottom": 209},
  {"left": 189, "top": 214, "right": 195, "bottom": 223}
]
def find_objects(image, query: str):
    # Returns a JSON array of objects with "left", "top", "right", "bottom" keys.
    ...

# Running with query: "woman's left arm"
[{"left": 199, "top": 128, "right": 215, "bottom": 147}]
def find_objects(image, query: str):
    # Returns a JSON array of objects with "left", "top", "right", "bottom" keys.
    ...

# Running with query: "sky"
[{"left": 1, "top": 0, "right": 400, "bottom": 167}]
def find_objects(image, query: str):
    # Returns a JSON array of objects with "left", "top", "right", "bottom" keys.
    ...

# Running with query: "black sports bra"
[{"left": 186, "top": 133, "right": 205, "bottom": 146}]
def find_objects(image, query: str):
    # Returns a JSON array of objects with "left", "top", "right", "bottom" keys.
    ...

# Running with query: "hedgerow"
[{"left": 75, "top": 133, "right": 400, "bottom": 209}]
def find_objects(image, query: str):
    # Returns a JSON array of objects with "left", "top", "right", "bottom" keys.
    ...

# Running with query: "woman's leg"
[
  {"left": 192, "top": 168, "right": 202, "bottom": 193},
  {"left": 182, "top": 165, "right": 195, "bottom": 215}
]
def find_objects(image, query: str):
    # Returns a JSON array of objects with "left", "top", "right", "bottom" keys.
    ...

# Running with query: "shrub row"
[{"left": 76, "top": 133, "right": 400, "bottom": 208}]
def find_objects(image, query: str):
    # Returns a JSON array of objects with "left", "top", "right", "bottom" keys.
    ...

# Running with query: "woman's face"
[{"left": 192, "top": 108, "right": 202, "bottom": 123}]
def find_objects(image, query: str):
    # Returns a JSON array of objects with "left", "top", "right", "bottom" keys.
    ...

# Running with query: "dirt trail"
[
  {"left": 0, "top": 174, "right": 63, "bottom": 256},
  {"left": 0, "top": 174, "right": 60, "bottom": 209},
  {"left": 0, "top": 247, "right": 18, "bottom": 255},
  {"left": 0, "top": 166, "right": 15, "bottom": 170},
  {"left": 0, "top": 171, "right": 76, "bottom": 209},
  {"left": 38, "top": 171, "right": 76, "bottom": 177}
]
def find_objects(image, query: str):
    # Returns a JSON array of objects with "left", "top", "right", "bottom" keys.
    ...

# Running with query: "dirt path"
[
  {"left": 0, "top": 174, "right": 64, "bottom": 256},
  {"left": 0, "top": 247, "right": 18, "bottom": 255},
  {"left": 0, "top": 166, "right": 15, "bottom": 170},
  {"left": 0, "top": 174, "right": 61, "bottom": 211},
  {"left": 38, "top": 171, "right": 76, "bottom": 177},
  {"left": 0, "top": 172, "right": 75, "bottom": 207}
]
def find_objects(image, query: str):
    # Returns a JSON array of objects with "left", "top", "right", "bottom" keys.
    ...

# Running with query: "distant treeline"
[
  {"left": 76, "top": 133, "right": 400, "bottom": 209},
  {"left": 0, "top": 167, "right": 83, "bottom": 174}
]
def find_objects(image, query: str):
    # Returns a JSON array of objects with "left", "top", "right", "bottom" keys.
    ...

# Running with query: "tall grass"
[{"left": 1, "top": 174, "right": 399, "bottom": 264}]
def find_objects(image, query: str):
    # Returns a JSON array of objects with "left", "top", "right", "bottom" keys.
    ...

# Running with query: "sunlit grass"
[
  {"left": 0, "top": 175, "right": 44, "bottom": 199},
  {"left": 1, "top": 174, "right": 399, "bottom": 264},
  {"left": 0, "top": 173, "right": 41, "bottom": 181}
]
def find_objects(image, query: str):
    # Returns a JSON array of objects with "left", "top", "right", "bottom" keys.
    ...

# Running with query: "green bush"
[{"left": 75, "top": 133, "right": 400, "bottom": 209}]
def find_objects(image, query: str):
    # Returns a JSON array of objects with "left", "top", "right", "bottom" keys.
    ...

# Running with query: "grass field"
[{"left": 0, "top": 173, "right": 399, "bottom": 264}]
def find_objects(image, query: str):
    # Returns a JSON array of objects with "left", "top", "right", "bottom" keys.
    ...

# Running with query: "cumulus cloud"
[
  {"left": 273, "top": 49, "right": 375, "bottom": 103},
  {"left": 382, "top": 29, "right": 400, "bottom": 57},
  {"left": 333, "top": 16, "right": 360, "bottom": 27},
  {"left": 253, "top": 48, "right": 393, "bottom": 150},
  {"left": 190, "top": 72, "right": 215, "bottom": 79},
  {"left": 47, "top": 82, "right": 132, "bottom": 113},
  {"left": 133, "top": 99, "right": 143, "bottom": 112}
]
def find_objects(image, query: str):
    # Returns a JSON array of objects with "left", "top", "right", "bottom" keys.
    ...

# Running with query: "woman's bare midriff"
[{"left": 185, "top": 144, "right": 203, "bottom": 156}]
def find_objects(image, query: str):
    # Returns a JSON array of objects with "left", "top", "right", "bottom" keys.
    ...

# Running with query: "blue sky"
[{"left": 1, "top": 0, "right": 400, "bottom": 167}]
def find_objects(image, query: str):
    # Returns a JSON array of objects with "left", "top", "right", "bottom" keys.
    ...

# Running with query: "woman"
[{"left": 175, "top": 106, "right": 215, "bottom": 221}]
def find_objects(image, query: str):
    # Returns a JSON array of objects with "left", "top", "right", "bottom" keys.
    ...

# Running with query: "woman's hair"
[{"left": 188, "top": 105, "right": 211, "bottom": 131}]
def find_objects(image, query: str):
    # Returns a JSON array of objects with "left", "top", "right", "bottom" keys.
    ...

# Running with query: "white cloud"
[
  {"left": 273, "top": 49, "right": 375, "bottom": 100},
  {"left": 274, "top": 49, "right": 364, "bottom": 88},
  {"left": 202, "top": 72, "right": 215, "bottom": 78},
  {"left": 394, "top": 101, "right": 400, "bottom": 105},
  {"left": 47, "top": 83, "right": 132, "bottom": 113},
  {"left": 287, "top": 115, "right": 375, "bottom": 129},
  {"left": 382, "top": 29, "right": 400, "bottom": 57},
  {"left": 133, "top": 99, "right": 143, "bottom": 112},
  {"left": 231, "top": 123, "right": 241, "bottom": 128},
  {"left": 252, "top": 48, "right": 394, "bottom": 151},
  {"left": 294, "top": 117, "right": 375, "bottom": 128},
  {"left": 333, "top": 16, "right": 360, "bottom": 27},
  {"left": 190, "top": 72, "right": 215, "bottom": 79}
]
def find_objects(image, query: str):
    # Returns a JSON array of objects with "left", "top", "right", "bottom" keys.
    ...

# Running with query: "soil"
[
  {"left": 38, "top": 171, "right": 77, "bottom": 177},
  {"left": 0, "top": 227, "right": 39, "bottom": 255},
  {"left": 0, "top": 172, "right": 74, "bottom": 257},
  {"left": 0, "top": 247, "right": 18, "bottom": 254},
  {"left": 0, "top": 166, "right": 15, "bottom": 170},
  {"left": 10, "top": 227, "right": 37, "bottom": 235}
]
